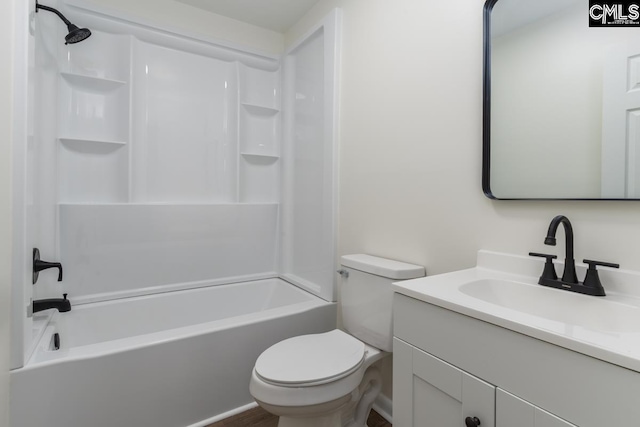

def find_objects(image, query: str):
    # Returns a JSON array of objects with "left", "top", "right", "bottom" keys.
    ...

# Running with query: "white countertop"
[{"left": 392, "top": 250, "right": 640, "bottom": 373}]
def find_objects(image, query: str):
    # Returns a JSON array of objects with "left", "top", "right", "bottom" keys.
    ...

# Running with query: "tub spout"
[{"left": 33, "top": 294, "right": 71, "bottom": 313}]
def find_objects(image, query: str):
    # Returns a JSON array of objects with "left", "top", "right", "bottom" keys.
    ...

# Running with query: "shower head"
[
  {"left": 64, "top": 24, "right": 91, "bottom": 44},
  {"left": 35, "top": 2, "right": 92, "bottom": 45}
]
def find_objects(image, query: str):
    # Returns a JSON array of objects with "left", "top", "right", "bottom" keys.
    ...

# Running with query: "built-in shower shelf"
[
  {"left": 241, "top": 152, "right": 280, "bottom": 161},
  {"left": 60, "top": 72, "right": 127, "bottom": 92},
  {"left": 241, "top": 103, "right": 280, "bottom": 116},
  {"left": 59, "top": 137, "right": 127, "bottom": 151}
]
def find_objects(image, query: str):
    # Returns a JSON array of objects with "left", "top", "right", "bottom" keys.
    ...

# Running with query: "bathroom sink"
[
  {"left": 392, "top": 250, "right": 640, "bottom": 373},
  {"left": 459, "top": 278, "right": 640, "bottom": 334}
]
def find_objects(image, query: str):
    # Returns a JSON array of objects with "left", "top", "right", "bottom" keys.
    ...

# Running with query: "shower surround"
[
  {"left": 54, "top": 15, "right": 283, "bottom": 302},
  {"left": 34, "top": 0, "right": 286, "bottom": 304},
  {"left": 10, "top": 0, "right": 341, "bottom": 425}
]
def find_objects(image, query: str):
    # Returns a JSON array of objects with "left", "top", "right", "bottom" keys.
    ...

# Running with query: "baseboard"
[
  {"left": 372, "top": 393, "right": 392, "bottom": 424},
  {"left": 187, "top": 402, "right": 258, "bottom": 427}
]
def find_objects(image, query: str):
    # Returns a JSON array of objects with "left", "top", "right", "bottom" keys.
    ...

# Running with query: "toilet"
[{"left": 249, "top": 254, "right": 425, "bottom": 427}]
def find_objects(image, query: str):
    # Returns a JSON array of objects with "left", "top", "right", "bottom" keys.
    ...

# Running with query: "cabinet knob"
[{"left": 465, "top": 416, "right": 481, "bottom": 427}]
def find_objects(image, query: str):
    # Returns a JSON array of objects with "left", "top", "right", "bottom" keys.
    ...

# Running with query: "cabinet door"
[
  {"left": 394, "top": 338, "right": 495, "bottom": 427},
  {"left": 497, "top": 389, "right": 578, "bottom": 427}
]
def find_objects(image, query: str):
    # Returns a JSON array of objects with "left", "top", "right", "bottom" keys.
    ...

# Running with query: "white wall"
[
  {"left": 66, "top": 0, "right": 284, "bottom": 54},
  {"left": 0, "top": 0, "right": 14, "bottom": 424},
  {"left": 288, "top": 0, "right": 640, "bottom": 404}
]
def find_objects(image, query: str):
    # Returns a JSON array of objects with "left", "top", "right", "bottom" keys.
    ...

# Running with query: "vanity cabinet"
[
  {"left": 394, "top": 339, "right": 575, "bottom": 427},
  {"left": 394, "top": 338, "right": 495, "bottom": 427},
  {"left": 392, "top": 293, "right": 640, "bottom": 427}
]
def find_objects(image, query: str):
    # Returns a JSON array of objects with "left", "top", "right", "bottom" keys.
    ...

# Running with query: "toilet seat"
[{"left": 255, "top": 330, "right": 365, "bottom": 387}]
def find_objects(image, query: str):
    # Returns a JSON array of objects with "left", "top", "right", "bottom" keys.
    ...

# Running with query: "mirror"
[{"left": 484, "top": 0, "right": 640, "bottom": 199}]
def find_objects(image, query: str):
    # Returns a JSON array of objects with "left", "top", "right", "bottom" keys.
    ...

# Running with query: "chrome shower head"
[{"left": 36, "top": 1, "right": 92, "bottom": 45}]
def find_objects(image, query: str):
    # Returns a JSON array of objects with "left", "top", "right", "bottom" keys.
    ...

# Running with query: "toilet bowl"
[
  {"left": 250, "top": 330, "right": 387, "bottom": 427},
  {"left": 249, "top": 255, "right": 425, "bottom": 427}
]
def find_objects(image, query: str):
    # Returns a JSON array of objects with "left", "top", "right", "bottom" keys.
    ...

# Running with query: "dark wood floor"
[{"left": 207, "top": 406, "right": 391, "bottom": 427}]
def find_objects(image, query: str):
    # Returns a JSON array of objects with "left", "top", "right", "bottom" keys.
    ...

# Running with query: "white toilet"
[{"left": 249, "top": 254, "right": 425, "bottom": 427}]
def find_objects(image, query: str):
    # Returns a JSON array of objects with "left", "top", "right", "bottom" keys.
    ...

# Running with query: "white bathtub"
[{"left": 10, "top": 278, "right": 336, "bottom": 427}]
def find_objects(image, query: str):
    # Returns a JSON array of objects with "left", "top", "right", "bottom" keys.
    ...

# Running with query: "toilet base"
[
  {"left": 278, "top": 411, "right": 345, "bottom": 427},
  {"left": 257, "top": 367, "right": 382, "bottom": 427},
  {"left": 259, "top": 395, "right": 353, "bottom": 427},
  {"left": 275, "top": 400, "right": 365, "bottom": 427}
]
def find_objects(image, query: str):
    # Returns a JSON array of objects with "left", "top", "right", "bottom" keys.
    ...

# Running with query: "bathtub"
[{"left": 10, "top": 278, "right": 336, "bottom": 427}]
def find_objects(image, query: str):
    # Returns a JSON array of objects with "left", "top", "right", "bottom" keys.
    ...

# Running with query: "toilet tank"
[{"left": 340, "top": 254, "right": 425, "bottom": 352}]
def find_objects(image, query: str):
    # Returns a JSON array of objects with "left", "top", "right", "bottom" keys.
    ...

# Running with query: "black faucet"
[
  {"left": 530, "top": 215, "right": 619, "bottom": 296},
  {"left": 544, "top": 215, "right": 578, "bottom": 284},
  {"left": 33, "top": 293, "right": 71, "bottom": 313}
]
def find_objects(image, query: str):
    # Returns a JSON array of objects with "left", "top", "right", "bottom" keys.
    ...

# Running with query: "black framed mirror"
[{"left": 483, "top": 0, "right": 640, "bottom": 200}]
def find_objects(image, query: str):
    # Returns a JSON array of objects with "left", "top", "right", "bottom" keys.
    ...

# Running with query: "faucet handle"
[
  {"left": 529, "top": 252, "right": 558, "bottom": 261},
  {"left": 32, "top": 248, "right": 63, "bottom": 284},
  {"left": 582, "top": 259, "right": 619, "bottom": 296},
  {"left": 529, "top": 252, "right": 558, "bottom": 280},
  {"left": 583, "top": 259, "right": 620, "bottom": 270}
]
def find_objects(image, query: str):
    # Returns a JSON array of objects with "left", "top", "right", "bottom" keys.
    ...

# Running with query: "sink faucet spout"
[{"left": 545, "top": 215, "right": 578, "bottom": 284}]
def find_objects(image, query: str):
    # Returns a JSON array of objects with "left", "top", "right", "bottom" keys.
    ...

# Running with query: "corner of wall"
[{"left": 284, "top": 0, "right": 343, "bottom": 49}]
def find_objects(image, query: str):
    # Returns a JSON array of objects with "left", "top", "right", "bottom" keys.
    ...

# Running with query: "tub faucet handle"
[
  {"left": 32, "top": 248, "right": 63, "bottom": 284},
  {"left": 337, "top": 269, "right": 349, "bottom": 279}
]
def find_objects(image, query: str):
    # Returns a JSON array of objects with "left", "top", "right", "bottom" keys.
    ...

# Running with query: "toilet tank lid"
[{"left": 341, "top": 254, "right": 425, "bottom": 280}]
